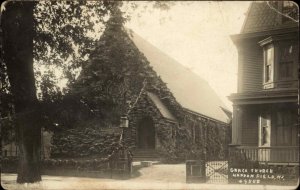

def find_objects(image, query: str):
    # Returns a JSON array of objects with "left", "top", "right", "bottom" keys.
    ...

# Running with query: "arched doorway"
[{"left": 137, "top": 117, "right": 155, "bottom": 149}]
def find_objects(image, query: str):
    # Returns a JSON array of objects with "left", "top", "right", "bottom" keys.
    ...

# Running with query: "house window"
[
  {"left": 265, "top": 46, "right": 274, "bottom": 83},
  {"left": 262, "top": 126, "right": 268, "bottom": 145},
  {"left": 279, "top": 61, "right": 293, "bottom": 79},
  {"left": 275, "top": 111, "right": 297, "bottom": 146},
  {"left": 259, "top": 114, "right": 271, "bottom": 147},
  {"left": 279, "top": 44, "right": 294, "bottom": 79},
  {"left": 259, "top": 36, "right": 298, "bottom": 89}
]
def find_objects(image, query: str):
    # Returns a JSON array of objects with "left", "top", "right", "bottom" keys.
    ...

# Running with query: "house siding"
[
  {"left": 239, "top": 44, "right": 263, "bottom": 92},
  {"left": 241, "top": 109, "right": 258, "bottom": 145}
]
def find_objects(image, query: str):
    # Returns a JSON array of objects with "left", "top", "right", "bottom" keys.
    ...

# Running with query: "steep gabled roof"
[
  {"left": 128, "top": 30, "right": 229, "bottom": 123},
  {"left": 241, "top": 2, "right": 298, "bottom": 34}
]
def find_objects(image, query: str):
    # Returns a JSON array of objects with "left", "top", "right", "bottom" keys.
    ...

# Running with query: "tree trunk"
[{"left": 1, "top": 1, "right": 41, "bottom": 183}]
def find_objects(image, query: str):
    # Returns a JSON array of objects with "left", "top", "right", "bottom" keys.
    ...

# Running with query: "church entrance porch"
[{"left": 137, "top": 117, "right": 155, "bottom": 149}]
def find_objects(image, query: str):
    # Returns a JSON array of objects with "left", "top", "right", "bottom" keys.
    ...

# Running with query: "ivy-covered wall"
[
  {"left": 124, "top": 91, "right": 177, "bottom": 152},
  {"left": 48, "top": 80, "right": 230, "bottom": 161},
  {"left": 43, "top": 11, "right": 231, "bottom": 162},
  {"left": 181, "top": 112, "right": 230, "bottom": 161},
  {"left": 51, "top": 127, "right": 122, "bottom": 158}
]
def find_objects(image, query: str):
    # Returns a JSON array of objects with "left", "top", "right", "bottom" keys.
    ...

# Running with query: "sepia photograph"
[{"left": 0, "top": 1, "right": 299, "bottom": 189}]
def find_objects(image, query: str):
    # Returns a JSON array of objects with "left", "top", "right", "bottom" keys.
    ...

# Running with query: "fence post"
[
  {"left": 186, "top": 160, "right": 206, "bottom": 183},
  {"left": 228, "top": 144, "right": 240, "bottom": 184}
]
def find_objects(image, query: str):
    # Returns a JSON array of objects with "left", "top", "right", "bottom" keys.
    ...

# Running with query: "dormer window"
[{"left": 259, "top": 35, "right": 298, "bottom": 89}]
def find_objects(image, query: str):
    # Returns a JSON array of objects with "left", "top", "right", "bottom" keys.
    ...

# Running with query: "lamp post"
[
  {"left": 120, "top": 115, "right": 129, "bottom": 129},
  {"left": 119, "top": 115, "right": 129, "bottom": 142}
]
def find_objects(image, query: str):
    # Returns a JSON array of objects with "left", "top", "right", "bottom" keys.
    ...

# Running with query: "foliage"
[
  {"left": 34, "top": 1, "right": 117, "bottom": 68},
  {"left": 28, "top": 1, "right": 176, "bottom": 132},
  {"left": 42, "top": 158, "right": 109, "bottom": 171},
  {"left": 0, "top": 0, "right": 174, "bottom": 183},
  {"left": 174, "top": 126, "right": 197, "bottom": 160},
  {"left": 1, "top": 157, "right": 19, "bottom": 173},
  {"left": 155, "top": 124, "right": 178, "bottom": 163},
  {"left": 0, "top": 117, "right": 15, "bottom": 145},
  {"left": 68, "top": 7, "right": 177, "bottom": 129},
  {"left": 0, "top": 94, "right": 15, "bottom": 145},
  {"left": 1, "top": 1, "right": 229, "bottom": 164},
  {"left": 1, "top": 0, "right": 176, "bottom": 133},
  {"left": 2, "top": 150, "right": 132, "bottom": 173},
  {"left": 0, "top": 44, "right": 15, "bottom": 143},
  {"left": 33, "top": 1, "right": 174, "bottom": 99},
  {"left": 38, "top": 70, "right": 63, "bottom": 102},
  {"left": 32, "top": 1, "right": 114, "bottom": 103},
  {"left": 51, "top": 127, "right": 124, "bottom": 158}
]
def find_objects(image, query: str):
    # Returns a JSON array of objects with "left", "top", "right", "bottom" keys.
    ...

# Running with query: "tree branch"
[
  {"left": 126, "top": 78, "right": 147, "bottom": 115},
  {"left": 266, "top": 1, "right": 299, "bottom": 23}
]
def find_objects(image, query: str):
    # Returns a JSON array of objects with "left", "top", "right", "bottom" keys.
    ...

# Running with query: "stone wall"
[
  {"left": 124, "top": 91, "right": 177, "bottom": 152},
  {"left": 123, "top": 90, "right": 230, "bottom": 161},
  {"left": 180, "top": 111, "right": 230, "bottom": 161}
]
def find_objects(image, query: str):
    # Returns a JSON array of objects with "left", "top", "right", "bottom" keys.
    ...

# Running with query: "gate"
[{"left": 205, "top": 161, "right": 228, "bottom": 184}]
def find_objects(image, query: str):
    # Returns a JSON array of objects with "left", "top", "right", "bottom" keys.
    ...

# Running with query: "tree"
[
  {"left": 1, "top": 0, "right": 116, "bottom": 183},
  {"left": 1, "top": 1, "right": 41, "bottom": 183},
  {"left": 1, "top": 1, "right": 173, "bottom": 183}
]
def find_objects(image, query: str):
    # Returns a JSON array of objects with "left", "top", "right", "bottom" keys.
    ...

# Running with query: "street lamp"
[{"left": 120, "top": 115, "right": 128, "bottom": 128}]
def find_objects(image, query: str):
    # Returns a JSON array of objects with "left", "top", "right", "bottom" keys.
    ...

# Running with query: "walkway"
[{"left": 1, "top": 163, "right": 297, "bottom": 190}]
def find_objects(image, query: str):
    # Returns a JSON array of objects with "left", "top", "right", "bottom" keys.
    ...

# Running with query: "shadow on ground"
[{"left": 130, "top": 163, "right": 145, "bottom": 179}]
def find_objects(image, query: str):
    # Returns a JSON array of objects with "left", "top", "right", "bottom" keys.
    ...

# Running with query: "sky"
[{"left": 125, "top": 1, "right": 251, "bottom": 110}]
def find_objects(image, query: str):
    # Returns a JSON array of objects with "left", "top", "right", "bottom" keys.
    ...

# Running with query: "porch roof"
[
  {"left": 147, "top": 92, "right": 177, "bottom": 121},
  {"left": 229, "top": 88, "right": 298, "bottom": 105}
]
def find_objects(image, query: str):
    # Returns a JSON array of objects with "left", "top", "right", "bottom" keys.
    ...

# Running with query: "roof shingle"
[{"left": 242, "top": 2, "right": 298, "bottom": 34}]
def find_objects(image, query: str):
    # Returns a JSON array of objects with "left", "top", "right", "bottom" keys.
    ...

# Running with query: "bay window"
[
  {"left": 259, "top": 35, "right": 298, "bottom": 89},
  {"left": 278, "top": 43, "right": 295, "bottom": 79}
]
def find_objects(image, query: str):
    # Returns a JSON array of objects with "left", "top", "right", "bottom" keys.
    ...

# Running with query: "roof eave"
[
  {"left": 183, "top": 108, "right": 229, "bottom": 125},
  {"left": 230, "top": 26, "right": 299, "bottom": 44}
]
